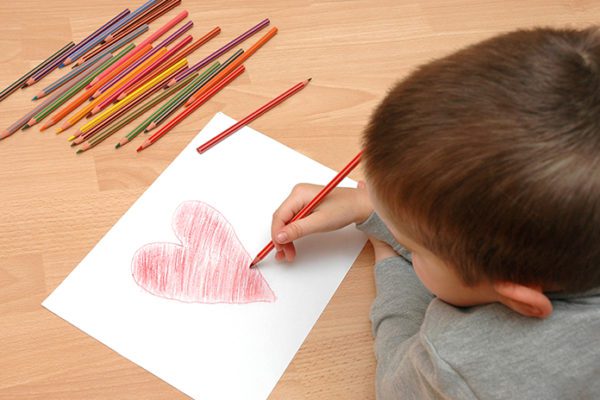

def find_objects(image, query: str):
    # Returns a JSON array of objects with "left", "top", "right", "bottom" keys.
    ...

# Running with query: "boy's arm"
[{"left": 357, "top": 213, "right": 434, "bottom": 373}]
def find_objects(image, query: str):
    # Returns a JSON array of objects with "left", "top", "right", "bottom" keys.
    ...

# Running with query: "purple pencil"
[
  {"left": 57, "top": 9, "right": 130, "bottom": 70},
  {"left": 166, "top": 18, "right": 269, "bottom": 87},
  {"left": 25, "top": 10, "right": 130, "bottom": 86},
  {"left": 90, "top": 20, "right": 194, "bottom": 97}
]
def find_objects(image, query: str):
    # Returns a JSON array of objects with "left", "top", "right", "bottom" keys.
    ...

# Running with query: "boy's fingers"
[
  {"left": 271, "top": 185, "right": 321, "bottom": 245},
  {"left": 275, "top": 212, "right": 330, "bottom": 244}
]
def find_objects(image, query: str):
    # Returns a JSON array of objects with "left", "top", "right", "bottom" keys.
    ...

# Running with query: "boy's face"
[{"left": 368, "top": 188, "right": 499, "bottom": 307}]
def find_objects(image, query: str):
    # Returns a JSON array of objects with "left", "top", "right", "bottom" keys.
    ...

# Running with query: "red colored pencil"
[
  {"left": 137, "top": 64, "right": 245, "bottom": 152},
  {"left": 95, "top": 35, "right": 193, "bottom": 112},
  {"left": 185, "top": 27, "right": 277, "bottom": 106},
  {"left": 249, "top": 151, "right": 364, "bottom": 268},
  {"left": 118, "top": 27, "right": 220, "bottom": 100},
  {"left": 196, "top": 78, "right": 311, "bottom": 154},
  {"left": 92, "top": 10, "right": 189, "bottom": 89}
]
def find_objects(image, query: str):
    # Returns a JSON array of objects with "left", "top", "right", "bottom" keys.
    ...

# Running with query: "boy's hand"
[
  {"left": 368, "top": 236, "right": 397, "bottom": 263},
  {"left": 272, "top": 182, "right": 373, "bottom": 262}
]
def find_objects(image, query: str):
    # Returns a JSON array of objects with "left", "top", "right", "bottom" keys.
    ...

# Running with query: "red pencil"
[
  {"left": 196, "top": 78, "right": 311, "bottom": 154},
  {"left": 249, "top": 151, "right": 364, "bottom": 268},
  {"left": 137, "top": 64, "right": 246, "bottom": 152}
]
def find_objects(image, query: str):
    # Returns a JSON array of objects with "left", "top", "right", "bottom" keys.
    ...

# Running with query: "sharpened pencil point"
[
  {"left": 115, "top": 143, "right": 121, "bottom": 149},
  {"left": 307, "top": 77, "right": 312, "bottom": 82},
  {"left": 76, "top": 149, "right": 83, "bottom": 154},
  {"left": 91, "top": 106, "right": 101, "bottom": 115},
  {"left": 32, "top": 96, "right": 38, "bottom": 101},
  {"left": 39, "top": 124, "right": 48, "bottom": 132},
  {"left": 67, "top": 135, "right": 75, "bottom": 142},
  {"left": 0, "top": 130, "right": 10, "bottom": 140},
  {"left": 22, "top": 124, "right": 30, "bottom": 130},
  {"left": 136, "top": 146, "right": 143, "bottom": 152}
]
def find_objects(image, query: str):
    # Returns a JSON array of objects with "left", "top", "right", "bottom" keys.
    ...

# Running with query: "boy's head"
[{"left": 363, "top": 27, "right": 600, "bottom": 316}]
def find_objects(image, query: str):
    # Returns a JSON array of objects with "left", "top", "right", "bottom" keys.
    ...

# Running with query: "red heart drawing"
[{"left": 132, "top": 201, "right": 275, "bottom": 304}]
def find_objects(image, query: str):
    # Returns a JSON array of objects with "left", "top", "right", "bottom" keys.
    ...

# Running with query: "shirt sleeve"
[{"left": 357, "top": 212, "right": 435, "bottom": 396}]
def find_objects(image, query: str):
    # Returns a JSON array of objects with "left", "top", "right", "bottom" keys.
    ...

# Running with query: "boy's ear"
[{"left": 492, "top": 282, "right": 553, "bottom": 318}]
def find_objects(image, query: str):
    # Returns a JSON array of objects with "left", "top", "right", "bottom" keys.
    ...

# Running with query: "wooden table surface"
[{"left": 1, "top": 1, "right": 599, "bottom": 398}]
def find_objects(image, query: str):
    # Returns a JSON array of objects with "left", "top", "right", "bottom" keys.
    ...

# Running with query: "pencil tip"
[
  {"left": 55, "top": 127, "right": 63, "bottom": 134},
  {"left": 0, "top": 130, "right": 9, "bottom": 140},
  {"left": 39, "top": 125, "right": 47, "bottom": 132},
  {"left": 32, "top": 96, "right": 38, "bottom": 101},
  {"left": 115, "top": 143, "right": 121, "bottom": 149},
  {"left": 67, "top": 135, "right": 75, "bottom": 142},
  {"left": 76, "top": 149, "right": 83, "bottom": 154},
  {"left": 307, "top": 77, "right": 312, "bottom": 82},
  {"left": 136, "top": 145, "right": 144, "bottom": 152},
  {"left": 22, "top": 124, "right": 30, "bottom": 130}
]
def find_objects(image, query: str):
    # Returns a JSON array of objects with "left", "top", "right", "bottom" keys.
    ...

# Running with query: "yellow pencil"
[
  {"left": 62, "top": 48, "right": 168, "bottom": 133},
  {"left": 80, "top": 58, "right": 188, "bottom": 134}
]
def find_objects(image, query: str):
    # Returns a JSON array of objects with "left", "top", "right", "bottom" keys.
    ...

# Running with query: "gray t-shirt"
[{"left": 357, "top": 212, "right": 600, "bottom": 399}]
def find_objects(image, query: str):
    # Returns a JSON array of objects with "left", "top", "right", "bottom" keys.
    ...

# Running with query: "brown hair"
[{"left": 363, "top": 27, "right": 600, "bottom": 292}]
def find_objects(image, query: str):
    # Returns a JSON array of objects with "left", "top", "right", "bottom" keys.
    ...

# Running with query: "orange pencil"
[
  {"left": 106, "top": 35, "right": 193, "bottom": 106},
  {"left": 137, "top": 65, "right": 245, "bottom": 152},
  {"left": 80, "top": 58, "right": 187, "bottom": 135},
  {"left": 61, "top": 48, "right": 167, "bottom": 133},
  {"left": 92, "top": 10, "right": 189, "bottom": 88},
  {"left": 185, "top": 27, "right": 277, "bottom": 106},
  {"left": 118, "top": 27, "right": 220, "bottom": 100},
  {"left": 46, "top": 45, "right": 151, "bottom": 132}
]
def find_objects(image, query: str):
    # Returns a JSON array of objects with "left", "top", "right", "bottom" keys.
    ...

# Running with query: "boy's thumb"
[{"left": 275, "top": 220, "right": 309, "bottom": 244}]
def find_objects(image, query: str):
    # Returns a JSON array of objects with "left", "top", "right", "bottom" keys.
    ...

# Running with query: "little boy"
[{"left": 270, "top": 27, "right": 600, "bottom": 398}]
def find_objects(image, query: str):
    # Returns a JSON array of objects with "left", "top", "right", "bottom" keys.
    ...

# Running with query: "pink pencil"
[
  {"left": 90, "top": 10, "right": 189, "bottom": 88},
  {"left": 93, "top": 35, "right": 193, "bottom": 114}
]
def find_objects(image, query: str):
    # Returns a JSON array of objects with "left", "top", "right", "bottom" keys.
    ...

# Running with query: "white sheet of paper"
[{"left": 43, "top": 112, "right": 367, "bottom": 399}]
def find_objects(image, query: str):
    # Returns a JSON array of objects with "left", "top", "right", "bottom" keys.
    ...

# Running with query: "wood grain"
[{"left": 1, "top": 1, "right": 599, "bottom": 398}]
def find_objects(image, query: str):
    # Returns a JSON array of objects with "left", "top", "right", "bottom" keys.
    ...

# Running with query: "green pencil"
[
  {"left": 34, "top": 44, "right": 135, "bottom": 130},
  {"left": 76, "top": 73, "right": 197, "bottom": 153},
  {"left": 144, "top": 61, "right": 221, "bottom": 132},
  {"left": 148, "top": 49, "right": 246, "bottom": 132}
]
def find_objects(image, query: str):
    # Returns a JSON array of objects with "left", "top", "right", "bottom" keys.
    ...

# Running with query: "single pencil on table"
[
  {"left": 136, "top": 64, "right": 245, "bottom": 152},
  {"left": 197, "top": 78, "right": 311, "bottom": 154},
  {"left": 249, "top": 151, "right": 364, "bottom": 268}
]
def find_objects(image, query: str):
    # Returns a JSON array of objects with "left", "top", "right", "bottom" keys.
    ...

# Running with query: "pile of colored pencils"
[{"left": 1, "top": 0, "right": 310, "bottom": 155}]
